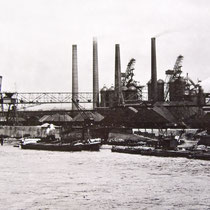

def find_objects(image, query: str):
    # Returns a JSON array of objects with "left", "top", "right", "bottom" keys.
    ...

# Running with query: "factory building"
[
  {"left": 99, "top": 37, "right": 205, "bottom": 108},
  {"left": 0, "top": 36, "right": 207, "bottom": 128},
  {"left": 100, "top": 84, "right": 138, "bottom": 108},
  {"left": 147, "top": 79, "right": 165, "bottom": 102},
  {"left": 100, "top": 44, "right": 139, "bottom": 108}
]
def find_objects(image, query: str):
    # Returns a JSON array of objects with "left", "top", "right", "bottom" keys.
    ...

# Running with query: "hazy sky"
[{"left": 0, "top": 0, "right": 210, "bottom": 93}]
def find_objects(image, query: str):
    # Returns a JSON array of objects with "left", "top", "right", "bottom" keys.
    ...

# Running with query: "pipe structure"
[
  {"left": 93, "top": 38, "right": 99, "bottom": 109},
  {"left": 72, "top": 45, "right": 78, "bottom": 110},
  {"left": 151, "top": 37, "right": 158, "bottom": 102},
  {"left": 115, "top": 44, "right": 122, "bottom": 106}
]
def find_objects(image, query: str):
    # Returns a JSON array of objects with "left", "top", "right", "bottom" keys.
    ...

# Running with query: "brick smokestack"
[
  {"left": 93, "top": 38, "right": 99, "bottom": 109},
  {"left": 151, "top": 37, "right": 157, "bottom": 102},
  {"left": 72, "top": 45, "right": 78, "bottom": 110},
  {"left": 115, "top": 44, "right": 122, "bottom": 106}
]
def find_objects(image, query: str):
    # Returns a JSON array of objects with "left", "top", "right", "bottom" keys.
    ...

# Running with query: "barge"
[
  {"left": 21, "top": 138, "right": 101, "bottom": 152},
  {"left": 21, "top": 142, "right": 82, "bottom": 152},
  {"left": 111, "top": 146, "right": 210, "bottom": 161}
]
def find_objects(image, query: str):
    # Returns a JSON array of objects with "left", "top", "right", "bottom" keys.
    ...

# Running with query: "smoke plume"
[{"left": 154, "top": 30, "right": 173, "bottom": 38}]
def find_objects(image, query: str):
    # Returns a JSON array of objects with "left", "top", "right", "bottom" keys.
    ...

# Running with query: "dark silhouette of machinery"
[
  {"left": 100, "top": 58, "right": 143, "bottom": 107},
  {"left": 164, "top": 55, "right": 204, "bottom": 105},
  {"left": 0, "top": 92, "right": 17, "bottom": 125},
  {"left": 165, "top": 55, "right": 184, "bottom": 100},
  {"left": 72, "top": 99, "right": 94, "bottom": 126},
  {"left": 72, "top": 99, "right": 94, "bottom": 140}
]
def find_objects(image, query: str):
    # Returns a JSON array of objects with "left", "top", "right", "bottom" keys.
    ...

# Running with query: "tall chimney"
[
  {"left": 151, "top": 37, "right": 157, "bottom": 102},
  {"left": 115, "top": 44, "right": 122, "bottom": 106},
  {"left": 93, "top": 38, "right": 99, "bottom": 109},
  {"left": 0, "top": 76, "right": 2, "bottom": 92},
  {"left": 72, "top": 45, "right": 78, "bottom": 110},
  {"left": 0, "top": 76, "right": 2, "bottom": 112}
]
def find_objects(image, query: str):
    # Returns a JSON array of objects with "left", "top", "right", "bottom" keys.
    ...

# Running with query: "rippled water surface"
[{"left": 0, "top": 145, "right": 210, "bottom": 210}]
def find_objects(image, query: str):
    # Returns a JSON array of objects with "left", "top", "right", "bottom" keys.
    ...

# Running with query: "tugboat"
[
  {"left": 21, "top": 128, "right": 82, "bottom": 152},
  {"left": 21, "top": 125, "right": 101, "bottom": 152},
  {"left": 21, "top": 99, "right": 102, "bottom": 152}
]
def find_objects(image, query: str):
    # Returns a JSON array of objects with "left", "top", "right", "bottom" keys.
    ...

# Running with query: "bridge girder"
[{"left": 1, "top": 92, "right": 93, "bottom": 105}]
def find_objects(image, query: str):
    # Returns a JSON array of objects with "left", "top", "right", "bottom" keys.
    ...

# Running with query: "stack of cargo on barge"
[
  {"left": 111, "top": 145, "right": 210, "bottom": 160},
  {"left": 111, "top": 133, "right": 210, "bottom": 161}
]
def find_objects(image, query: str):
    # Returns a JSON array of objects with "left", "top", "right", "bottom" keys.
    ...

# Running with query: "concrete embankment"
[{"left": 0, "top": 126, "right": 60, "bottom": 138}]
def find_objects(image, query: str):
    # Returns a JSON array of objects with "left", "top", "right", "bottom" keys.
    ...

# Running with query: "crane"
[
  {"left": 122, "top": 58, "right": 136, "bottom": 87},
  {"left": 71, "top": 99, "right": 94, "bottom": 140},
  {"left": 121, "top": 58, "right": 144, "bottom": 103},
  {"left": 164, "top": 55, "right": 184, "bottom": 100},
  {"left": 72, "top": 99, "right": 94, "bottom": 126}
]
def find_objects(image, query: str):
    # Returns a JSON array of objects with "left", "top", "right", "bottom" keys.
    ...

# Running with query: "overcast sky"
[{"left": 0, "top": 0, "right": 210, "bottom": 93}]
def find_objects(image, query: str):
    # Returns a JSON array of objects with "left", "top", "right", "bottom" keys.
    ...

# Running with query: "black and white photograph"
[{"left": 0, "top": 0, "right": 210, "bottom": 209}]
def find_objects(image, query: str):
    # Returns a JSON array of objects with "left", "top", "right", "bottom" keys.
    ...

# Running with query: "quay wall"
[{"left": 0, "top": 126, "right": 60, "bottom": 138}]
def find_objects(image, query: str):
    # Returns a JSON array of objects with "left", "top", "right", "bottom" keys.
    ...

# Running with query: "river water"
[{"left": 0, "top": 145, "right": 210, "bottom": 210}]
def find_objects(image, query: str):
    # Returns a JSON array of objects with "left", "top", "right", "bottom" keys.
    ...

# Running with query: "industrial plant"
[{"left": 0, "top": 36, "right": 210, "bottom": 133}]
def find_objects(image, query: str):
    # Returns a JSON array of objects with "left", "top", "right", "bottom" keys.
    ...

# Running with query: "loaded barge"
[{"left": 112, "top": 146, "right": 210, "bottom": 161}]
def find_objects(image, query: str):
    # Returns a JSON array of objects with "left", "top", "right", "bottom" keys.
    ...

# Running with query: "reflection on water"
[{"left": 0, "top": 145, "right": 210, "bottom": 210}]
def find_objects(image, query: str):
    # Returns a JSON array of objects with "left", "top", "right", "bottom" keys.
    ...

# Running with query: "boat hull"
[
  {"left": 21, "top": 143, "right": 82, "bottom": 152},
  {"left": 81, "top": 143, "right": 101, "bottom": 151}
]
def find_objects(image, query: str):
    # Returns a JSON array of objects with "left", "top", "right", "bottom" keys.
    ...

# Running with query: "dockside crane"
[
  {"left": 164, "top": 55, "right": 184, "bottom": 100},
  {"left": 165, "top": 55, "right": 201, "bottom": 101},
  {"left": 121, "top": 58, "right": 144, "bottom": 102},
  {"left": 72, "top": 99, "right": 94, "bottom": 125},
  {"left": 71, "top": 99, "right": 94, "bottom": 140},
  {"left": 122, "top": 58, "right": 136, "bottom": 87}
]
